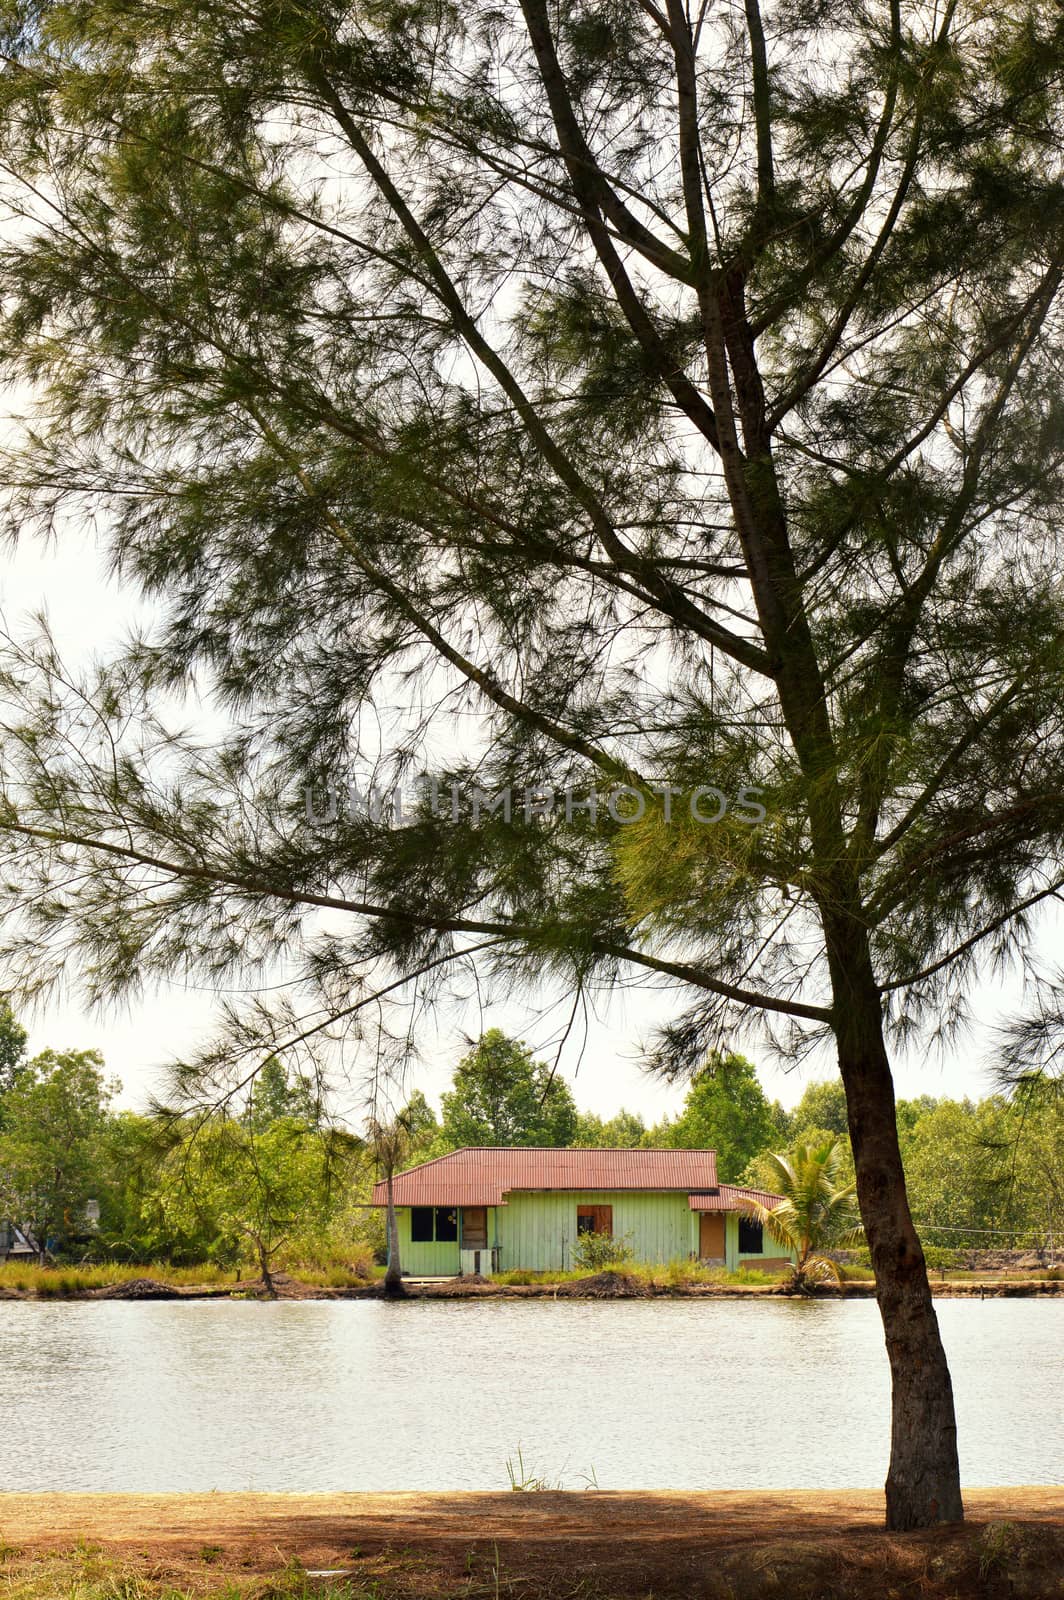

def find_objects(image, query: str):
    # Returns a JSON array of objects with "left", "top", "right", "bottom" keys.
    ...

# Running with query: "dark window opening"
[
  {"left": 738, "top": 1217, "right": 764, "bottom": 1254},
  {"left": 434, "top": 1206, "right": 458, "bottom": 1242},
  {"left": 411, "top": 1206, "right": 434, "bottom": 1243},
  {"left": 577, "top": 1203, "right": 612, "bottom": 1237}
]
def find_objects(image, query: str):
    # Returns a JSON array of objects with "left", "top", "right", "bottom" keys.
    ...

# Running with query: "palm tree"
[
  {"left": 742, "top": 1138, "right": 863, "bottom": 1292},
  {"left": 366, "top": 1113, "right": 411, "bottom": 1295}
]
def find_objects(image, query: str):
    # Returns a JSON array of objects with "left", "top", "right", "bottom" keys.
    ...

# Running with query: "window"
[
  {"left": 738, "top": 1217, "right": 764, "bottom": 1254},
  {"left": 577, "top": 1204, "right": 613, "bottom": 1237},
  {"left": 435, "top": 1206, "right": 458, "bottom": 1242},
  {"left": 411, "top": 1206, "right": 434, "bottom": 1243},
  {"left": 410, "top": 1206, "right": 459, "bottom": 1243}
]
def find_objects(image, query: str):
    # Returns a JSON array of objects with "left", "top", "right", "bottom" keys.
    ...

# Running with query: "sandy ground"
[{"left": 0, "top": 1489, "right": 1061, "bottom": 1598}]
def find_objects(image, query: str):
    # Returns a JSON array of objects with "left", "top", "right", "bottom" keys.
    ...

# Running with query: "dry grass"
[
  {"left": 1, "top": 1506, "right": 1061, "bottom": 1600},
  {"left": 0, "top": 1262, "right": 236, "bottom": 1296},
  {"left": 493, "top": 1261, "right": 784, "bottom": 1290},
  {"left": 0, "top": 1252, "right": 384, "bottom": 1298},
  {"left": 0, "top": 1547, "right": 365, "bottom": 1599}
]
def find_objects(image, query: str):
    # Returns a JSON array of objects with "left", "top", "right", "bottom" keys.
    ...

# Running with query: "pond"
[{"left": 0, "top": 1298, "right": 1059, "bottom": 1491}]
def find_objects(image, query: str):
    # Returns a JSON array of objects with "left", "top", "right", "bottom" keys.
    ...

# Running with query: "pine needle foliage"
[{"left": 0, "top": 0, "right": 1063, "bottom": 1527}]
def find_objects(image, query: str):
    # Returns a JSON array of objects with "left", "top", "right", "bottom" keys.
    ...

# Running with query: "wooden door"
[
  {"left": 699, "top": 1212, "right": 726, "bottom": 1260},
  {"left": 461, "top": 1207, "right": 488, "bottom": 1248}
]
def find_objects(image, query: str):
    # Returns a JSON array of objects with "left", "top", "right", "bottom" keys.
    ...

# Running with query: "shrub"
[
  {"left": 923, "top": 1244, "right": 961, "bottom": 1273},
  {"left": 727, "top": 1266, "right": 777, "bottom": 1286},
  {"left": 571, "top": 1229, "right": 635, "bottom": 1272}
]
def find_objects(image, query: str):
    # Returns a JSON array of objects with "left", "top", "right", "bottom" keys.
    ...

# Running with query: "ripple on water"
[{"left": 0, "top": 1296, "right": 1059, "bottom": 1490}]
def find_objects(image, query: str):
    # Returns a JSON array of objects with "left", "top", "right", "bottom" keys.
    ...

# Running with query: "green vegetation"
[
  {"left": 435, "top": 1030, "right": 578, "bottom": 1151},
  {"left": 0, "top": 1261, "right": 234, "bottom": 1294},
  {"left": 654, "top": 1053, "right": 784, "bottom": 1181},
  {"left": 491, "top": 1260, "right": 781, "bottom": 1290},
  {"left": 0, "top": 1048, "right": 117, "bottom": 1263},
  {"left": 571, "top": 1229, "right": 635, "bottom": 1272},
  {"left": 152, "top": 1113, "right": 356, "bottom": 1296},
  {"left": 7, "top": 0, "right": 1064, "bottom": 1526},
  {"left": 1, "top": 1011, "right": 1059, "bottom": 1281},
  {"left": 0, "top": 996, "right": 27, "bottom": 1122},
  {"left": 743, "top": 1140, "right": 862, "bottom": 1292},
  {"left": 0, "top": 1550, "right": 367, "bottom": 1600}
]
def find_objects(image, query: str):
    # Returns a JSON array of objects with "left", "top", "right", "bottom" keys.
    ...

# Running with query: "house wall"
[
  {"left": 391, "top": 1194, "right": 796, "bottom": 1275},
  {"left": 723, "top": 1211, "right": 796, "bottom": 1271},
  {"left": 494, "top": 1190, "right": 697, "bottom": 1271},
  {"left": 393, "top": 1207, "right": 463, "bottom": 1276}
]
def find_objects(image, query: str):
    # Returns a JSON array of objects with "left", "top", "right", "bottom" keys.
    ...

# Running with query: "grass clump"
[
  {"left": 0, "top": 1548, "right": 367, "bottom": 1599},
  {"left": 494, "top": 1268, "right": 585, "bottom": 1286},
  {"left": 0, "top": 1252, "right": 384, "bottom": 1297},
  {"left": 494, "top": 1259, "right": 788, "bottom": 1290},
  {"left": 0, "top": 1261, "right": 235, "bottom": 1296}
]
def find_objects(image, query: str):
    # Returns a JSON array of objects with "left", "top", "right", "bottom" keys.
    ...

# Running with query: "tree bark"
[
  {"left": 256, "top": 1238, "right": 277, "bottom": 1299},
  {"left": 383, "top": 1172, "right": 404, "bottom": 1295},
  {"left": 827, "top": 919, "right": 963, "bottom": 1529}
]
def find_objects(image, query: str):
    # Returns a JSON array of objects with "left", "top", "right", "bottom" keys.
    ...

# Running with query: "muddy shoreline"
[{"left": 1, "top": 1274, "right": 1062, "bottom": 1301}]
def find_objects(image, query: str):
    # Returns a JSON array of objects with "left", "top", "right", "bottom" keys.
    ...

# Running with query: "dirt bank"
[
  {"left": 3, "top": 1274, "right": 1064, "bottom": 1302},
  {"left": 0, "top": 1489, "right": 1060, "bottom": 1599}
]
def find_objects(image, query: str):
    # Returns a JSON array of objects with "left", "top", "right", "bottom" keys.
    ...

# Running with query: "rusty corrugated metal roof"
[
  {"left": 688, "top": 1183, "right": 784, "bottom": 1211},
  {"left": 372, "top": 1146, "right": 720, "bottom": 1206}
]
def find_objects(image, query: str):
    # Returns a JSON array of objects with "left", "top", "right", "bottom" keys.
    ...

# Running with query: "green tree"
[
  {"left": 896, "top": 1095, "right": 942, "bottom": 1155},
  {"left": 1006, "top": 1092, "right": 1064, "bottom": 1249},
  {"left": 157, "top": 1113, "right": 341, "bottom": 1294},
  {"left": 744, "top": 1139, "right": 863, "bottom": 1292},
  {"left": 8, "top": 0, "right": 1064, "bottom": 1526},
  {"left": 398, "top": 1089, "right": 443, "bottom": 1161},
  {"left": 439, "top": 1032, "right": 577, "bottom": 1148},
  {"left": 662, "top": 1052, "right": 776, "bottom": 1181},
  {"left": 900, "top": 1098, "right": 1019, "bottom": 1246},
  {"left": 743, "top": 1124, "right": 856, "bottom": 1232},
  {"left": 0, "top": 997, "right": 28, "bottom": 1132},
  {"left": 790, "top": 1079, "right": 849, "bottom": 1138},
  {"left": 246, "top": 1055, "right": 320, "bottom": 1131},
  {"left": 572, "top": 1108, "right": 648, "bottom": 1148},
  {"left": 95, "top": 1110, "right": 220, "bottom": 1263},
  {"left": 0, "top": 1048, "right": 116, "bottom": 1261}
]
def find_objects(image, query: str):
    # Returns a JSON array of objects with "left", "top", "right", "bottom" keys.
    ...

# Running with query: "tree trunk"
[
  {"left": 383, "top": 1173, "right": 403, "bottom": 1295},
  {"left": 828, "top": 923, "right": 963, "bottom": 1530},
  {"left": 256, "top": 1238, "right": 277, "bottom": 1299}
]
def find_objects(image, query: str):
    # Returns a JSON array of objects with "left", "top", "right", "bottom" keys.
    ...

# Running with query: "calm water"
[{"left": 0, "top": 1298, "right": 1060, "bottom": 1491}]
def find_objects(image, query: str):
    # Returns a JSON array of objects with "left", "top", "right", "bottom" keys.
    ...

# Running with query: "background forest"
[{"left": 1, "top": 1010, "right": 1059, "bottom": 1275}]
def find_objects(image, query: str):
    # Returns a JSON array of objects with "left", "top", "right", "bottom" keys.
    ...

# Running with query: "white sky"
[{"left": 3, "top": 530, "right": 1055, "bottom": 1127}]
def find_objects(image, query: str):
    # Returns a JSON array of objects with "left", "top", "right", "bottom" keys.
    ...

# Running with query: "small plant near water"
[
  {"left": 978, "top": 1521, "right": 1021, "bottom": 1580},
  {"left": 505, "top": 1446, "right": 599, "bottom": 1492},
  {"left": 571, "top": 1230, "right": 635, "bottom": 1272},
  {"left": 506, "top": 1446, "right": 560, "bottom": 1491}
]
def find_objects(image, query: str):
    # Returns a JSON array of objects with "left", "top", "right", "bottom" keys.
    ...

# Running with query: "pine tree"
[{"left": 3, "top": 0, "right": 1064, "bottom": 1526}]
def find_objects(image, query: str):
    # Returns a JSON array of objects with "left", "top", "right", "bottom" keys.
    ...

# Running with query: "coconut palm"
[{"left": 743, "top": 1139, "right": 863, "bottom": 1292}]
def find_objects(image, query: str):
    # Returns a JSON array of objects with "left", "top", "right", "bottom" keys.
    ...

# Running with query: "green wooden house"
[{"left": 371, "top": 1147, "right": 793, "bottom": 1277}]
